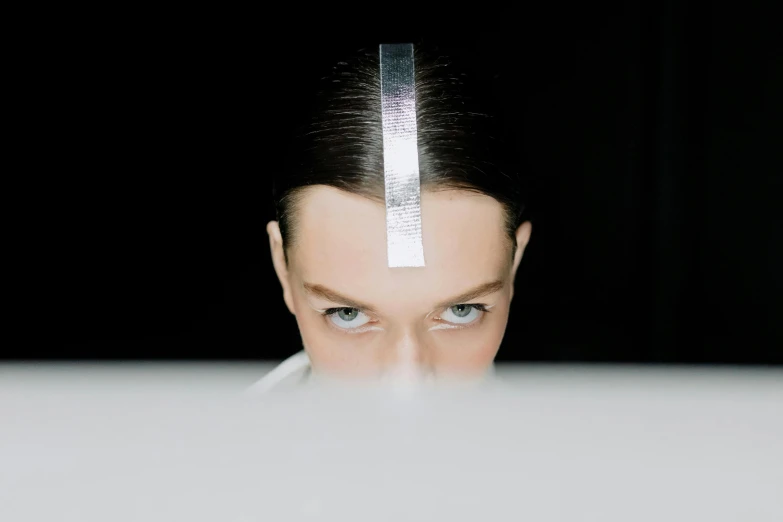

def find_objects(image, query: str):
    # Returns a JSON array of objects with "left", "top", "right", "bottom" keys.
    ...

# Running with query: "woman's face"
[{"left": 268, "top": 186, "right": 531, "bottom": 380}]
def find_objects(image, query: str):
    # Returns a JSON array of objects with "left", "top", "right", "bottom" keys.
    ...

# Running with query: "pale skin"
[{"left": 268, "top": 185, "right": 532, "bottom": 380}]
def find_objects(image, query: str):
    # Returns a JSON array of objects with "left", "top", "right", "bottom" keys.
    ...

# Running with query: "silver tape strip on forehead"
[{"left": 380, "top": 43, "right": 425, "bottom": 268}]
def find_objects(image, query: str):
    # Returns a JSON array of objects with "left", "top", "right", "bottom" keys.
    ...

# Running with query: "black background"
[{"left": 15, "top": 4, "right": 781, "bottom": 363}]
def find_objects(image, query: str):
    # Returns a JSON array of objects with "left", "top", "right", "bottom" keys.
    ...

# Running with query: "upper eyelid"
[
  {"left": 319, "top": 306, "right": 376, "bottom": 319},
  {"left": 305, "top": 281, "right": 504, "bottom": 317},
  {"left": 323, "top": 307, "right": 351, "bottom": 313},
  {"left": 442, "top": 303, "right": 490, "bottom": 314},
  {"left": 317, "top": 305, "right": 359, "bottom": 312},
  {"left": 439, "top": 303, "right": 484, "bottom": 313},
  {"left": 429, "top": 303, "right": 490, "bottom": 320},
  {"left": 324, "top": 303, "right": 490, "bottom": 320},
  {"left": 323, "top": 307, "right": 486, "bottom": 334}
]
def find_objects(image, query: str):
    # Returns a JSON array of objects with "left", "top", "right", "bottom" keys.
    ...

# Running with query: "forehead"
[{"left": 289, "top": 186, "right": 511, "bottom": 307}]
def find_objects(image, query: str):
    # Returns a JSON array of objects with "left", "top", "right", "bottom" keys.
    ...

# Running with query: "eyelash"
[
  {"left": 434, "top": 304, "right": 490, "bottom": 331},
  {"left": 319, "top": 304, "right": 491, "bottom": 332},
  {"left": 319, "top": 308, "right": 376, "bottom": 334}
]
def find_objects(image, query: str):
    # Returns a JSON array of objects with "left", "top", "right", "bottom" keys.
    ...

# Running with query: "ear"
[
  {"left": 509, "top": 221, "right": 532, "bottom": 301},
  {"left": 267, "top": 221, "right": 295, "bottom": 315}
]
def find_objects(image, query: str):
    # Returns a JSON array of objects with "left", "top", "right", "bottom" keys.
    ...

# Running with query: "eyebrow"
[
  {"left": 303, "top": 283, "right": 380, "bottom": 314},
  {"left": 433, "top": 280, "right": 505, "bottom": 310},
  {"left": 302, "top": 280, "right": 505, "bottom": 314}
]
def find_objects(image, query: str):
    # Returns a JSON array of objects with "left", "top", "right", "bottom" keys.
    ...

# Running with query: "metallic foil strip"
[{"left": 380, "top": 43, "right": 425, "bottom": 268}]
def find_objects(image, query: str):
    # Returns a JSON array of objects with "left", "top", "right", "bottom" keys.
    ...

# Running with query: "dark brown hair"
[{"left": 273, "top": 43, "right": 526, "bottom": 257}]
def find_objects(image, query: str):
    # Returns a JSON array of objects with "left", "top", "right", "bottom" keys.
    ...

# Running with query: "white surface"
[{"left": 1, "top": 364, "right": 781, "bottom": 521}]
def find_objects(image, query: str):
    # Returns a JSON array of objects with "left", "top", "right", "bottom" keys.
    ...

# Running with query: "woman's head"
[{"left": 268, "top": 44, "right": 531, "bottom": 379}]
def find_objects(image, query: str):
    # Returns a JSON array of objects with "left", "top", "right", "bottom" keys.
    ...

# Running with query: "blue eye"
[
  {"left": 441, "top": 304, "right": 485, "bottom": 325},
  {"left": 336, "top": 308, "right": 359, "bottom": 321},
  {"left": 451, "top": 304, "right": 473, "bottom": 318},
  {"left": 326, "top": 308, "right": 371, "bottom": 330}
]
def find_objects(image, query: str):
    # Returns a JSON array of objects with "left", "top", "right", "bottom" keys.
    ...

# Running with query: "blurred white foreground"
[{"left": 1, "top": 363, "right": 782, "bottom": 521}]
